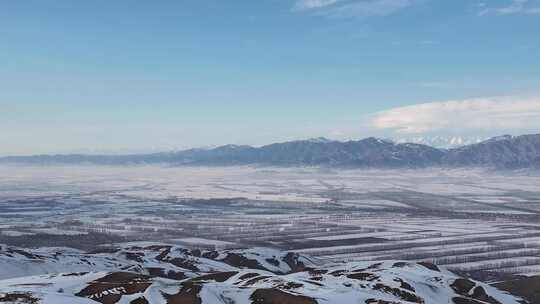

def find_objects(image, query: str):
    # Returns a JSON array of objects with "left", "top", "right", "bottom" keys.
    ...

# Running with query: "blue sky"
[{"left": 1, "top": 0, "right": 540, "bottom": 154}]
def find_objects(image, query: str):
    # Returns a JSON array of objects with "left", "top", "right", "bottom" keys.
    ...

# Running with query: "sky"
[{"left": 1, "top": 0, "right": 540, "bottom": 155}]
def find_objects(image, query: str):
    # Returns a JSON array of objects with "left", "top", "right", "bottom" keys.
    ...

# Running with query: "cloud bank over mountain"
[{"left": 371, "top": 96, "right": 540, "bottom": 134}]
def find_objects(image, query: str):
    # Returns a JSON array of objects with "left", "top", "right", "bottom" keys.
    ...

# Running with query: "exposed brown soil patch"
[
  {"left": 418, "top": 262, "right": 440, "bottom": 272},
  {"left": 367, "top": 263, "right": 383, "bottom": 270},
  {"left": 266, "top": 258, "right": 280, "bottom": 267},
  {"left": 238, "top": 272, "right": 261, "bottom": 281},
  {"left": 87, "top": 247, "right": 121, "bottom": 254},
  {"left": 124, "top": 252, "right": 145, "bottom": 263},
  {"left": 146, "top": 267, "right": 186, "bottom": 280},
  {"left": 392, "top": 262, "right": 409, "bottom": 268},
  {"left": 155, "top": 247, "right": 172, "bottom": 261},
  {"left": 451, "top": 279, "right": 503, "bottom": 304},
  {"left": 151, "top": 246, "right": 199, "bottom": 271},
  {"left": 201, "top": 251, "right": 220, "bottom": 260},
  {"left": 244, "top": 275, "right": 272, "bottom": 286},
  {"left": 328, "top": 269, "right": 346, "bottom": 277},
  {"left": 373, "top": 283, "right": 424, "bottom": 304},
  {"left": 144, "top": 245, "right": 172, "bottom": 252},
  {"left": 308, "top": 269, "right": 327, "bottom": 276},
  {"left": 394, "top": 278, "right": 415, "bottom": 292},
  {"left": 190, "top": 271, "right": 238, "bottom": 283},
  {"left": 347, "top": 272, "right": 380, "bottom": 281},
  {"left": 451, "top": 279, "right": 476, "bottom": 295},
  {"left": 494, "top": 275, "right": 540, "bottom": 304},
  {"left": 5, "top": 248, "right": 44, "bottom": 260},
  {"left": 302, "top": 279, "right": 324, "bottom": 286},
  {"left": 365, "top": 299, "right": 401, "bottom": 304},
  {"left": 0, "top": 292, "right": 39, "bottom": 304},
  {"left": 250, "top": 288, "right": 318, "bottom": 304},
  {"left": 276, "top": 281, "right": 304, "bottom": 290},
  {"left": 130, "top": 297, "right": 149, "bottom": 304},
  {"left": 283, "top": 252, "right": 307, "bottom": 273},
  {"left": 452, "top": 297, "right": 485, "bottom": 304},
  {"left": 223, "top": 253, "right": 266, "bottom": 271},
  {"left": 62, "top": 272, "right": 89, "bottom": 276},
  {"left": 162, "top": 282, "right": 202, "bottom": 304},
  {"left": 76, "top": 272, "right": 152, "bottom": 304}
]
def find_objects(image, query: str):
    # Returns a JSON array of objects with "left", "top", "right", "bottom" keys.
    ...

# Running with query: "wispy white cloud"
[
  {"left": 294, "top": 0, "right": 340, "bottom": 10},
  {"left": 293, "top": 0, "right": 417, "bottom": 18},
  {"left": 371, "top": 96, "right": 540, "bottom": 134},
  {"left": 478, "top": 0, "right": 540, "bottom": 16}
]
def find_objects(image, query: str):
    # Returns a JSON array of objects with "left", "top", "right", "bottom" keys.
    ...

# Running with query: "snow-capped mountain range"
[
  {"left": 1, "top": 133, "right": 540, "bottom": 169},
  {"left": 394, "top": 135, "right": 486, "bottom": 149}
]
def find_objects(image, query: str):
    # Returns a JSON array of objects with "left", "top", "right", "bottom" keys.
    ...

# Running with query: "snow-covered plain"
[{"left": 1, "top": 165, "right": 540, "bottom": 284}]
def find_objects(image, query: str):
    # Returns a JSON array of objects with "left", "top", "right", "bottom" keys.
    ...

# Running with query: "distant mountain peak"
[
  {"left": 395, "top": 135, "right": 485, "bottom": 148},
  {"left": 215, "top": 144, "right": 252, "bottom": 150},
  {"left": 306, "top": 137, "right": 334, "bottom": 143},
  {"left": 484, "top": 134, "right": 514, "bottom": 143},
  {"left": 2, "top": 133, "right": 540, "bottom": 170},
  {"left": 361, "top": 137, "right": 394, "bottom": 144}
]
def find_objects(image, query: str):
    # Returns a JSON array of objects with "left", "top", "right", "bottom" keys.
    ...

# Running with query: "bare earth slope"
[{"left": 0, "top": 244, "right": 524, "bottom": 304}]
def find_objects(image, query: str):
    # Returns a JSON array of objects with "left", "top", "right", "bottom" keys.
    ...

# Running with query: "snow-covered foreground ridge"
[{"left": 0, "top": 244, "right": 523, "bottom": 304}]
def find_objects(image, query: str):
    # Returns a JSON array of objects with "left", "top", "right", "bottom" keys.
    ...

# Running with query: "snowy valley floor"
[{"left": 1, "top": 166, "right": 540, "bottom": 303}]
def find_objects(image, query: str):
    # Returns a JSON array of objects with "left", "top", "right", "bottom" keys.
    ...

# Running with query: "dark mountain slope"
[
  {"left": 443, "top": 134, "right": 540, "bottom": 169},
  {"left": 1, "top": 134, "right": 539, "bottom": 169}
]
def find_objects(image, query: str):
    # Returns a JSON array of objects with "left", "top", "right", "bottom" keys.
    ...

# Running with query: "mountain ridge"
[
  {"left": 1, "top": 134, "right": 540, "bottom": 169},
  {"left": 0, "top": 243, "right": 525, "bottom": 304}
]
